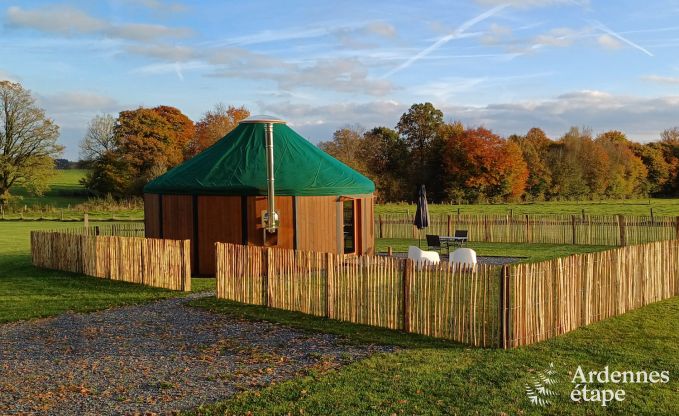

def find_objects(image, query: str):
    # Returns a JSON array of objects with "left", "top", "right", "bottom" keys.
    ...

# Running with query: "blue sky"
[{"left": 2, "top": 0, "right": 679, "bottom": 159}]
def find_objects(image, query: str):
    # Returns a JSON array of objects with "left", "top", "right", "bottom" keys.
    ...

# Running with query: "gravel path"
[{"left": 0, "top": 293, "right": 394, "bottom": 415}]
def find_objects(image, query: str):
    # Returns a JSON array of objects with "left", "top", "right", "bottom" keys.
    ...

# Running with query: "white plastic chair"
[
  {"left": 449, "top": 248, "right": 477, "bottom": 268},
  {"left": 407, "top": 245, "right": 440, "bottom": 268}
]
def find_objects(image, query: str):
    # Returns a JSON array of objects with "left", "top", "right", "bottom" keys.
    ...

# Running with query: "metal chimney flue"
[
  {"left": 263, "top": 122, "right": 278, "bottom": 232},
  {"left": 239, "top": 115, "right": 285, "bottom": 234}
]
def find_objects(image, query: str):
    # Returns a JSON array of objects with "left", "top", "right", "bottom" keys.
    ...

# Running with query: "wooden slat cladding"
[
  {"left": 296, "top": 196, "right": 338, "bottom": 253},
  {"left": 247, "top": 196, "right": 295, "bottom": 249},
  {"left": 197, "top": 196, "right": 242, "bottom": 276},
  {"left": 161, "top": 195, "right": 195, "bottom": 266},
  {"left": 143, "top": 194, "right": 161, "bottom": 238},
  {"left": 361, "top": 196, "right": 375, "bottom": 255}
]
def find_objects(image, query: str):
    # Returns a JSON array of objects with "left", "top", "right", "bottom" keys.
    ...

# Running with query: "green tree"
[
  {"left": 360, "top": 126, "right": 408, "bottom": 202},
  {"left": 0, "top": 81, "right": 62, "bottom": 205},
  {"left": 396, "top": 102, "right": 444, "bottom": 194}
]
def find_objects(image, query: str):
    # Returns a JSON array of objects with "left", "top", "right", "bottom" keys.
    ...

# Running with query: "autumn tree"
[
  {"left": 319, "top": 126, "right": 367, "bottom": 173},
  {"left": 396, "top": 103, "right": 444, "bottom": 193},
  {"left": 595, "top": 131, "right": 647, "bottom": 198},
  {"left": 442, "top": 127, "right": 528, "bottom": 202},
  {"left": 80, "top": 114, "right": 116, "bottom": 162},
  {"left": 0, "top": 81, "right": 62, "bottom": 205},
  {"left": 188, "top": 104, "right": 249, "bottom": 156},
  {"left": 510, "top": 128, "right": 553, "bottom": 200},
  {"left": 82, "top": 106, "right": 194, "bottom": 196}
]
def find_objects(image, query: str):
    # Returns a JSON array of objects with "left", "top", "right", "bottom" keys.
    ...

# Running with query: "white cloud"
[
  {"left": 6, "top": 5, "right": 192, "bottom": 40},
  {"left": 38, "top": 91, "right": 120, "bottom": 115},
  {"left": 115, "top": 0, "right": 187, "bottom": 13},
  {"left": 642, "top": 75, "right": 679, "bottom": 84},
  {"left": 126, "top": 44, "right": 195, "bottom": 61},
  {"left": 597, "top": 34, "right": 622, "bottom": 49},
  {"left": 365, "top": 21, "right": 397, "bottom": 38},
  {"left": 6, "top": 5, "right": 106, "bottom": 35},
  {"left": 262, "top": 91, "right": 679, "bottom": 143}
]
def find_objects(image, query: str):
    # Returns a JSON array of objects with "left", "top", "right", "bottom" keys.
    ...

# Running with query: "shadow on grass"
[{"left": 189, "top": 297, "right": 466, "bottom": 350}]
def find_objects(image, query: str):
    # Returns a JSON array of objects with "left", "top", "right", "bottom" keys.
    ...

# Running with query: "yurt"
[{"left": 143, "top": 115, "right": 375, "bottom": 275}]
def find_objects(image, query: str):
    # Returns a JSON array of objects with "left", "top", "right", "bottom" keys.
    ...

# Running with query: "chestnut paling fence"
[
  {"left": 30, "top": 230, "right": 191, "bottom": 291},
  {"left": 216, "top": 242, "right": 502, "bottom": 347},
  {"left": 376, "top": 213, "right": 679, "bottom": 246},
  {"left": 216, "top": 240, "right": 679, "bottom": 348},
  {"left": 505, "top": 239, "right": 679, "bottom": 347}
]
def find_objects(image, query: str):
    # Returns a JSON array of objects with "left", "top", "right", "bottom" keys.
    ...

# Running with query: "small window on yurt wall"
[{"left": 343, "top": 200, "right": 356, "bottom": 254}]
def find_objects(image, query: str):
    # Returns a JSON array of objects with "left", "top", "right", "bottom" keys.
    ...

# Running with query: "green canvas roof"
[{"left": 144, "top": 121, "right": 374, "bottom": 196}]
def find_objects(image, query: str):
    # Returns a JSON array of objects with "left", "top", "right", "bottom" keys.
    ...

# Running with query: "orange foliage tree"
[
  {"left": 442, "top": 127, "right": 528, "bottom": 202},
  {"left": 188, "top": 104, "right": 250, "bottom": 156}
]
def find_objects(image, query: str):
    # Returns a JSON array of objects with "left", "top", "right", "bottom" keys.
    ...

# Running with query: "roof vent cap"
[{"left": 240, "top": 115, "right": 286, "bottom": 124}]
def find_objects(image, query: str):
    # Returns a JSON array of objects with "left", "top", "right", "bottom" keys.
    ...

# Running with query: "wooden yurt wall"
[
  {"left": 161, "top": 195, "right": 195, "bottom": 269},
  {"left": 295, "top": 196, "right": 338, "bottom": 253},
  {"left": 360, "top": 196, "right": 375, "bottom": 255},
  {"left": 197, "top": 195, "right": 242, "bottom": 276},
  {"left": 143, "top": 194, "right": 161, "bottom": 238},
  {"left": 247, "top": 196, "right": 295, "bottom": 249}
]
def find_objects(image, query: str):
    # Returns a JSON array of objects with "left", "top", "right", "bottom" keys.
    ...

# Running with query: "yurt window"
[{"left": 343, "top": 200, "right": 356, "bottom": 254}]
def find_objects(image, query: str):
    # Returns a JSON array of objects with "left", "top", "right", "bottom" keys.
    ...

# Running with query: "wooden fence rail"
[
  {"left": 31, "top": 231, "right": 191, "bottom": 291},
  {"left": 216, "top": 242, "right": 502, "bottom": 347},
  {"left": 216, "top": 240, "right": 679, "bottom": 348},
  {"left": 506, "top": 240, "right": 679, "bottom": 347},
  {"left": 376, "top": 213, "right": 679, "bottom": 246}
]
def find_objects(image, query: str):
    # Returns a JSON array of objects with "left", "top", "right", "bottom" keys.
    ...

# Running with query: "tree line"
[
  {"left": 2, "top": 79, "right": 679, "bottom": 205},
  {"left": 320, "top": 103, "right": 679, "bottom": 203}
]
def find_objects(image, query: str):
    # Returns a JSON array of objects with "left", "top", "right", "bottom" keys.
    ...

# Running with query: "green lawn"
[
  {"left": 377, "top": 199, "right": 679, "bottom": 216},
  {"left": 189, "top": 296, "right": 679, "bottom": 415},
  {"left": 12, "top": 169, "right": 90, "bottom": 208},
  {"left": 0, "top": 221, "right": 214, "bottom": 323},
  {"left": 376, "top": 238, "right": 610, "bottom": 263},
  {"left": 6, "top": 169, "right": 143, "bottom": 220}
]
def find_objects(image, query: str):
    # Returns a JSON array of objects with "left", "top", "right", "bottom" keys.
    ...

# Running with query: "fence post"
[
  {"left": 263, "top": 248, "right": 270, "bottom": 306},
  {"left": 403, "top": 259, "right": 413, "bottom": 332},
  {"left": 525, "top": 214, "right": 530, "bottom": 243},
  {"left": 618, "top": 214, "right": 627, "bottom": 246},
  {"left": 379, "top": 214, "right": 384, "bottom": 239},
  {"left": 499, "top": 265, "right": 510, "bottom": 349},
  {"left": 84, "top": 213, "right": 89, "bottom": 229},
  {"left": 650, "top": 208, "right": 654, "bottom": 225},
  {"left": 182, "top": 239, "right": 191, "bottom": 292},
  {"left": 447, "top": 214, "right": 452, "bottom": 236},
  {"left": 484, "top": 215, "right": 490, "bottom": 242},
  {"left": 571, "top": 215, "right": 577, "bottom": 245},
  {"left": 326, "top": 252, "right": 333, "bottom": 318},
  {"left": 387, "top": 246, "right": 393, "bottom": 256}
]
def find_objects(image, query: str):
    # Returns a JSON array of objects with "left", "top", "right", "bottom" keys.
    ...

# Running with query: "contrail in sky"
[
  {"left": 381, "top": 4, "right": 509, "bottom": 78},
  {"left": 590, "top": 20, "right": 654, "bottom": 57}
]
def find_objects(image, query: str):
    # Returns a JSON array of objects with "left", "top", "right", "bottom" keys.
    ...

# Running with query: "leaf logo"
[{"left": 525, "top": 362, "right": 559, "bottom": 406}]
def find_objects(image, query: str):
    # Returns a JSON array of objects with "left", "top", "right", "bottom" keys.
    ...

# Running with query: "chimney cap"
[{"left": 240, "top": 115, "right": 286, "bottom": 124}]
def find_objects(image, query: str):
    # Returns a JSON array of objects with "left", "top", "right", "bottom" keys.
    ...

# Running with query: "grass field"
[
  {"left": 7, "top": 169, "right": 679, "bottom": 220},
  {"left": 189, "top": 296, "right": 679, "bottom": 415},
  {"left": 377, "top": 199, "right": 679, "bottom": 216},
  {"left": 0, "top": 221, "right": 213, "bottom": 323},
  {"left": 12, "top": 169, "right": 90, "bottom": 208},
  {"left": 376, "top": 238, "right": 610, "bottom": 262}
]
